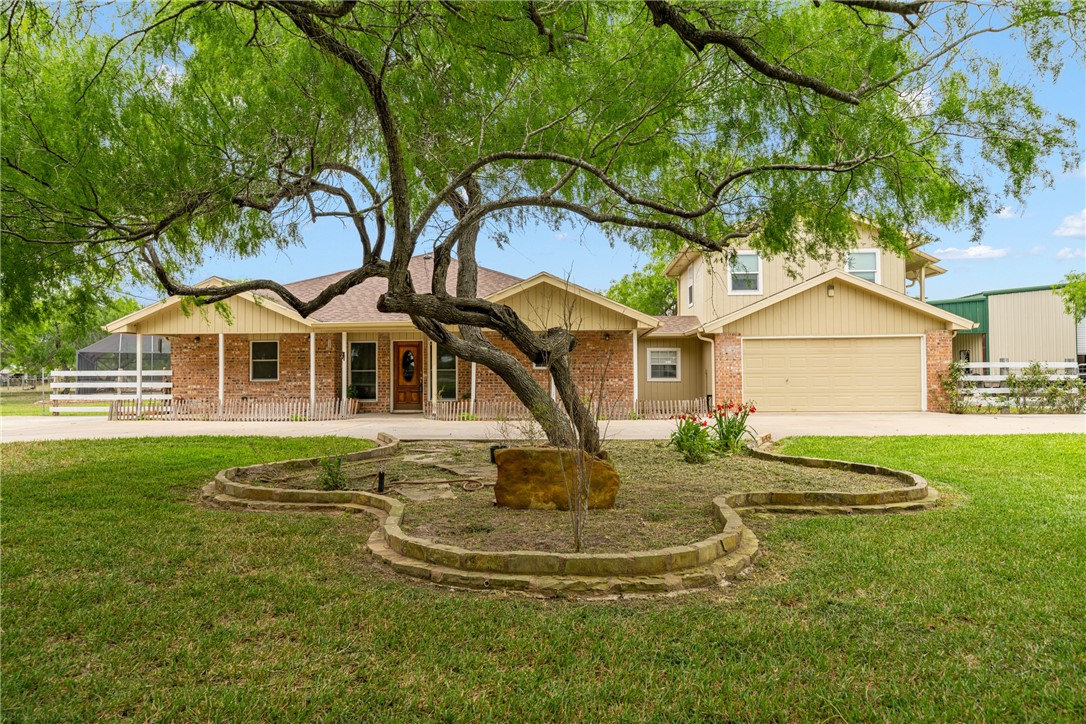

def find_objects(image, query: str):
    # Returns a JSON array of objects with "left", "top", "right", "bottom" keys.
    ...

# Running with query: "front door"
[{"left": 393, "top": 341, "right": 423, "bottom": 411}]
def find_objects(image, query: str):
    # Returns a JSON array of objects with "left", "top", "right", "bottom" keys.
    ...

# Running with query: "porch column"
[
  {"left": 135, "top": 332, "right": 143, "bottom": 413},
  {"left": 341, "top": 332, "right": 348, "bottom": 402},
  {"left": 470, "top": 361, "right": 477, "bottom": 416},
  {"left": 430, "top": 340, "right": 437, "bottom": 404},
  {"left": 631, "top": 330, "right": 639, "bottom": 413},
  {"left": 217, "top": 332, "right": 224, "bottom": 410},
  {"left": 309, "top": 332, "right": 316, "bottom": 408}
]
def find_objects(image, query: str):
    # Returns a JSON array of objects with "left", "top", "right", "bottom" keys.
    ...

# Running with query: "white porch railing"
[
  {"left": 50, "top": 369, "right": 172, "bottom": 414},
  {"left": 109, "top": 397, "right": 347, "bottom": 421},
  {"left": 635, "top": 398, "right": 709, "bottom": 420}
]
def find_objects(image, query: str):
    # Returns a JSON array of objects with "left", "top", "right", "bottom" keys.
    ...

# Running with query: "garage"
[{"left": 742, "top": 336, "right": 923, "bottom": 412}]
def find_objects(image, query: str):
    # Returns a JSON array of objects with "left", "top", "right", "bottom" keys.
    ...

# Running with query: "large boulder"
[{"left": 493, "top": 447, "right": 620, "bottom": 510}]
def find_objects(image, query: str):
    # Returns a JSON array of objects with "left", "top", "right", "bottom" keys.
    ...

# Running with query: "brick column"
[
  {"left": 925, "top": 330, "right": 953, "bottom": 412},
  {"left": 713, "top": 332, "right": 743, "bottom": 405}
]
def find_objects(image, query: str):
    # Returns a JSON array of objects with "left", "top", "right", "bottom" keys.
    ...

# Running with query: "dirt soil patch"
[{"left": 399, "top": 440, "right": 908, "bottom": 553}]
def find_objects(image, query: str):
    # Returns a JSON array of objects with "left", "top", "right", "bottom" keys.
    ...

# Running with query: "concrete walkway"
[{"left": 2, "top": 411, "right": 1082, "bottom": 443}]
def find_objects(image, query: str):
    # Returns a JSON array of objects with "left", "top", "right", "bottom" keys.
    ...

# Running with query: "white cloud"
[
  {"left": 933, "top": 245, "right": 1009, "bottom": 260},
  {"left": 1056, "top": 247, "right": 1085, "bottom": 260},
  {"left": 553, "top": 231, "right": 570, "bottom": 241},
  {"left": 995, "top": 206, "right": 1017, "bottom": 219},
  {"left": 1028, "top": 245, "right": 1046, "bottom": 256},
  {"left": 1053, "top": 209, "right": 1086, "bottom": 238}
]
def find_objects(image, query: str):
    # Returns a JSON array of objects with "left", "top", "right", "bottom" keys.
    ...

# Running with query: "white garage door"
[{"left": 743, "top": 337, "right": 923, "bottom": 412}]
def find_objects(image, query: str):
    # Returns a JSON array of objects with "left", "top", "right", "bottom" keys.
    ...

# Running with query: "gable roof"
[
  {"left": 105, "top": 277, "right": 308, "bottom": 333},
  {"left": 106, "top": 256, "right": 658, "bottom": 333},
  {"left": 700, "top": 269, "right": 976, "bottom": 333},
  {"left": 485, "top": 272, "right": 661, "bottom": 329}
]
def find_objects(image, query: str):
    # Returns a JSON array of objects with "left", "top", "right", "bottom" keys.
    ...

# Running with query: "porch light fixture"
[
  {"left": 193, "top": 336, "right": 201, "bottom": 343},
  {"left": 827, "top": 284, "right": 835, "bottom": 298}
]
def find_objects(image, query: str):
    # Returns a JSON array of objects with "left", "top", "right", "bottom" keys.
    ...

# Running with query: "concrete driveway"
[{"left": 2, "top": 411, "right": 1082, "bottom": 443}]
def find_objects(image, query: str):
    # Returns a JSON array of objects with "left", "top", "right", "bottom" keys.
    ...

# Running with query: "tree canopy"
[
  {"left": 3, "top": 0, "right": 1083, "bottom": 449},
  {"left": 604, "top": 249, "right": 677, "bottom": 317},
  {"left": 1057, "top": 272, "right": 1086, "bottom": 322}
]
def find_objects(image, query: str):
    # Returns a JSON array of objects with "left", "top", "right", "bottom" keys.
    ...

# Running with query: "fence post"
[{"left": 135, "top": 333, "right": 144, "bottom": 416}]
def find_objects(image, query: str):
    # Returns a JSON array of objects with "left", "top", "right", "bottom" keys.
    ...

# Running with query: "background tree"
[
  {"left": 604, "top": 249, "right": 677, "bottom": 317},
  {"left": 0, "top": 293, "right": 139, "bottom": 373},
  {"left": 1056, "top": 272, "right": 1086, "bottom": 322},
  {"left": 3, "top": 0, "right": 1083, "bottom": 453}
]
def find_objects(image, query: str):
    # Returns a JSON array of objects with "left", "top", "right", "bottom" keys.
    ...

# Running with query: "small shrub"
[
  {"left": 458, "top": 412, "right": 478, "bottom": 421},
  {"left": 1041, "top": 376, "right": 1085, "bottom": 413},
  {"left": 668, "top": 413, "right": 712, "bottom": 464},
  {"left": 708, "top": 401, "right": 757, "bottom": 455},
  {"left": 938, "top": 359, "right": 974, "bottom": 414},
  {"left": 317, "top": 455, "right": 347, "bottom": 490},
  {"left": 1007, "top": 362, "right": 1048, "bottom": 412}
]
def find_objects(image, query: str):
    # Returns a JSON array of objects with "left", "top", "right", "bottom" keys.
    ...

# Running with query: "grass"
[
  {"left": 399, "top": 440, "right": 904, "bottom": 553},
  {"left": 0, "top": 386, "right": 107, "bottom": 416},
  {"left": 0, "top": 387, "right": 49, "bottom": 416},
  {"left": 3, "top": 433, "right": 1084, "bottom": 720}
]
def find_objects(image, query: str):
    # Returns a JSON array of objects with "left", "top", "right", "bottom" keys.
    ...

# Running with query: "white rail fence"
[
  {"left": 960, "top": 361, "right": 1081, "bottom": 405},
  {"left": 50, "top": 369, "right": 172, "bottom": 414}
]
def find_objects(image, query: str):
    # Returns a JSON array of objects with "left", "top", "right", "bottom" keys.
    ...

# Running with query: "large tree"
[{"left": 3, "top": 0, "right": 1082, "bottom": 452}]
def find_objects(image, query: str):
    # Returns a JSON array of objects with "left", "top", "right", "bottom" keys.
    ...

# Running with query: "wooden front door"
[{"left": 393, "top": 341, "right": 423, "bottom": 411}]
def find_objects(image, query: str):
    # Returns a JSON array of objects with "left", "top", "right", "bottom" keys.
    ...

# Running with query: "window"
[
  {"left": 436, "top": 345, "right": 457, "bottom": 400},
  {"left": 647, "top": 348, "right": 680, "bottom": 382},
  {"left": 350, "top": 342, "right": 378, "bottom": 401},
  {"left": 846, "top": 250, "right": 879, "bottom": 283},
  {"left": 728, "top": 252, "right": 762, "bottom": 294},
  {"left": 687, "top": 276, "right": 694, "bottom": 307},
  {"left": 250, "top": 341, "right": 278, "bottom": 381}
]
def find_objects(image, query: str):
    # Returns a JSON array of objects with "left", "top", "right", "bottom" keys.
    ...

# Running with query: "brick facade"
[
  {"left": 925, "top": 329, "right": 954, "bottom": 413},
  {"left": 171, "top": 333, "right": 342, "bottom": 401},
  {"left": 712, "top": 332, "right": 743, "bottom": 405}
]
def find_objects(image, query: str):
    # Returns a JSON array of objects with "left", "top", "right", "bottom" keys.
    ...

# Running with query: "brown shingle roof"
[
  {"left": 272, "top": 255, "right": 523, "bottom": 324},
  {"left": 644, "top": 315, "right": 702, "bottom": 336}
]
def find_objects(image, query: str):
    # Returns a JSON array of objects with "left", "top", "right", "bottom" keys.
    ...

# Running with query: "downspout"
[
  {"left": 696, "top": 329, "right": 715, "bottom": 410},
  {"left": 631, "top": 330, "right": 639, "bottom": 416},
  {"left": 470, "top": 362, "right": 477, "bottom": 416}
]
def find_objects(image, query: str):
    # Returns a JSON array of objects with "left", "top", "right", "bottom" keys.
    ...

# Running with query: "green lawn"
[
  {"left": 2, "top": 434, "right": 1084, "bottom": 720},
  {"left": 0, "top": 388, "right": 49, "bottom": 416}
]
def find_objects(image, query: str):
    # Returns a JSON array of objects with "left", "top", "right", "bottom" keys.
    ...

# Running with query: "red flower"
[
  {"left": 750, "top": 406, "right": 757, "bottom": 413},
  {"left": 701, "top": 420, "right": 708, "bottom": 427}
]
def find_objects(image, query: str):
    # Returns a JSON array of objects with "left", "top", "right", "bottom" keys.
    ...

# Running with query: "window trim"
[
  {"left": 435, "top": 344, "right": 458, "bottom": 400},
  {"left": 846, "top": 249, "right": 881, "bottom": 285},
  {"left": 646, "top": 347, "right": 682, "bottom": 382},
  {"left": 349, "top": 341, "right": 379, "bottom": 402},
  {"left": 250, "top": 340, "right": 279, "bottom": 382},
  {"left": 687, "top": 274, "right": 694, "bottom": 308},
  {"left": 727, "top": 252, "right": 763, "bottom": 296}
]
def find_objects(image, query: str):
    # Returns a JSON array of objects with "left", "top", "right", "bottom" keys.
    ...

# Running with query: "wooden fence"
[
  {"left": 635, "top": 398, "right": 710, "bottom": 419},
  {"left": 50, "top": 369, "right": 171, "bottom": 414},
  {"left": 109, "top": 397, "right": 349, "bottom": 421}
]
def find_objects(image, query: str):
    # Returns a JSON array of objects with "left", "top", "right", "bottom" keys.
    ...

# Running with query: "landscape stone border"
[{"left": 201, "top": 434, "right": 939, "bottom": 597}]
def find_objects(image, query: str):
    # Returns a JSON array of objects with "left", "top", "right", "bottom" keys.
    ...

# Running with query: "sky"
[{"left": 155, "top": 19, "right": 1086, "bottom": 306}]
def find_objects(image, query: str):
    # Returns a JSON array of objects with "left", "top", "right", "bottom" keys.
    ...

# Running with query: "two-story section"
[{"left": 642, "top": 225, "right": 974, "bottom": 412}]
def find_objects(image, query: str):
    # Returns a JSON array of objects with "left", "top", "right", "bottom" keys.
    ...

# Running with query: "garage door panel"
[{"left": 743, "top": 337, "right": 922, "bottom": 412}]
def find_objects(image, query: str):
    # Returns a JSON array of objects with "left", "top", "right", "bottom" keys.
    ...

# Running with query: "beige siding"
[
  {"left": 721, "top": 281, "right": 944, "bottom": 337},
  {"left": 497, "top": 285, "right": 638, "bottom": 331},
  {"left": 690, "top": 227, "right": 909, "bottom": 324},
  {"left": 638, "top": 337, "right": 708, "bottom": 400},
  {"left": 952, "top": 333, "right": 985, "bottom": 363},
  {"left": 743, "top": 337, "right": 923, "bottom": 412},
  {"left": 133, "top": 297, "right": 310, "bottom": 335},
  {"left": 989, "top": 290, "right": 1077, "bottom": 362}
]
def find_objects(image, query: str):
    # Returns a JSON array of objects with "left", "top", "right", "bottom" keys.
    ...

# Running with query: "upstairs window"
[
  {"left": 647, "top": 348, "right": 680, "bottom": 381},
  {"left": 436, "top": 346, "right": 457, "bottom": 400},
  {"left": 687, "top": 276, "right": 694, "bottom": 307},
  {"left": 846, "top": 250, "right": 880, "bottom": 283},
  {"left": 250, "top": 341, "right": 279, "bottom": 381},
  {"left": 728, "top": 253, "right": 762, "bottom": 295}
]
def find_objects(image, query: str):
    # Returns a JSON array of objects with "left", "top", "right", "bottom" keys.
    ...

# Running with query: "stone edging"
[{"left": 201, "top": 435, "right": 939, "bottom": 597}]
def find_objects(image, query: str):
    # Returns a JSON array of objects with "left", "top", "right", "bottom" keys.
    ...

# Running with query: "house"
[
  {"left": 929, "top": 285, "right": 1085, "bottom": 368},
  {"left": 105, "top": 233, "right": 974, "bottom": 417}
]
